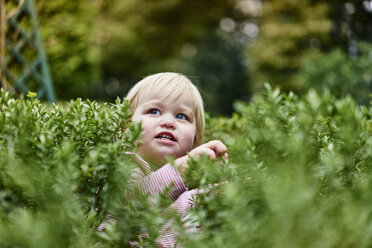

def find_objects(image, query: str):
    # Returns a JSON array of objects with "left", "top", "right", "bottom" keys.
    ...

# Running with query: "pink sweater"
[
  {"left": 98, "top": 153, "right": 199, "bottom": 248},
  {"left": 129, "top": 153, "right": 198, "bottom": 247}
]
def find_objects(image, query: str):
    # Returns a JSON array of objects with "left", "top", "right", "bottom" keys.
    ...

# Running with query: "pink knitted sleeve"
[{"left": 133, "top": 163, "right": 188, "bottom": 200}]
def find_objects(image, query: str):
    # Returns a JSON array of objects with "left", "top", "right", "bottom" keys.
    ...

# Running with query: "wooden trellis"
[{"left": 0, "top": 0, "right": 55, "bottom": 102}]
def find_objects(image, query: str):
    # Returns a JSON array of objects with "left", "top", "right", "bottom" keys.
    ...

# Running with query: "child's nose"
[{"left": 160, "top": 116, "right": 176, "bottom": 129}]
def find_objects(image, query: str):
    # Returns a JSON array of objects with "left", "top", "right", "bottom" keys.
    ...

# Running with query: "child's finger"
[
  {"left": 203, "top": 147, "right": 217, "bottom": 160},
  {"left": 223, "top": 152, "right": 229, "bottom": 162},
  {"left": 189, "top": 146, "right": 216, "bottom": 160},
  {"left": 206, "top": 140, "right": 227, "bottom": 157}
]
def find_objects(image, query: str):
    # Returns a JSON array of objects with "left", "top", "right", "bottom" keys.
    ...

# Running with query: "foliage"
[
  {"left": 1, "top": 87, "right": 372, "bottom": 247},
  {"left": 36, "top": 0, "right": 102, "bottom": 99},
  {"left": 96, "top": 0, "right": 251, "bottom": 115},
  {"left": 247, "top": 0, "right": 372, "bottom": 95},
  {"left": 189, "top": 84, "right": 372, "bottom": 247},
  {"left": 181, "top": 30, "right": 250, "bottom": 116},
  {"left": 247, "top": 0, "right": 331, "bottom": 92},
  {"left": 32, "top": 0, "right": 251, "bottom": 115},
  {"left": 31, "top": 0, "right": 372, "bottom": 114},
  {"left": 97, "top": 0, "right": 239, "bottom": 82},
  {"left": 325, "top": 0, "right": 372, "bottom": 48},
  {"left": 0, "top": 90, "right": 143, "bottom": 246},
  {"left": 298, "top": 42, "right": 372, "bottom": 106}
]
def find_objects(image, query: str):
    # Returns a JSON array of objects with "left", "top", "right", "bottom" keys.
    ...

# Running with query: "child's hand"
[
  {"left": 174, "top": 140, "right": 228, "bottom": 176},
  {"left": 189, "top": 140, "right": 228, "bottom": 161}
]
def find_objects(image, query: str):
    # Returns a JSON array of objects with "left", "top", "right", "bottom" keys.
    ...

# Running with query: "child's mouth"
[{"left": 155, "top": 133, "right": 177, "bottom": 142}]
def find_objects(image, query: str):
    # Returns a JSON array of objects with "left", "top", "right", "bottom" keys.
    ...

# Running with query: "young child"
[{"left": 126, "top": 72, "right": 228, "bottom": 247}]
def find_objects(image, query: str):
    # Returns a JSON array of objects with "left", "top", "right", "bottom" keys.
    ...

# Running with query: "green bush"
[
  {"left": 298, "top": 42, "right": 372, "bottom": 106},
  {"left": 190, "top": 85, "right": 372, "bottom": 247},
  {"left": 0, "top": 91, "right": 143, "bottom": 247},
  {"left": 0, "top": 87, "right": 371, "bottom": 247}
]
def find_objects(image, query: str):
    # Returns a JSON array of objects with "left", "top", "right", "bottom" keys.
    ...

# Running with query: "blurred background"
[{"left": 32, "top": 0, "right": 372, "bottom": 115}]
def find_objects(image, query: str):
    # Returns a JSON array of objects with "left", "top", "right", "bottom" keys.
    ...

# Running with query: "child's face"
[{"left": 132, "top": 90, "right": 196, "bottom": 169}]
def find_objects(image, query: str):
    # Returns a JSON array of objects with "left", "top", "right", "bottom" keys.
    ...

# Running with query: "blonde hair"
[{"left": 126, "top": 72, "right": 204, "bottom": 147}]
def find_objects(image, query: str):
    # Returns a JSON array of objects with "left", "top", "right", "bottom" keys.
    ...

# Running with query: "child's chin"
[{"left": 157, "top": 151, "right": 178, "bottom": 161}]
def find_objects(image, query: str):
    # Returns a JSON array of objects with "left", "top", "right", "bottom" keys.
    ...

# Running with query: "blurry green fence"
[{"left": 0, "top": 0, "right": 55, "bottom": 102}]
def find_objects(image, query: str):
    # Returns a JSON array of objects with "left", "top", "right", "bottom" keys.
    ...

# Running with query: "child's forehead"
[{"left": 139, "top": 87, "right": 196, "bottom": 109}]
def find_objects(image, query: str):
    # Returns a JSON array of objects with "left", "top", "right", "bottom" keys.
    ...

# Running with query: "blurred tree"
[
  {"left": 298, "top": 42, "right": 372, "bottom": 106},
  {"left": 95, "top": 0, "right": 251, "bottom": 115},
  {"left": 247, "top": 0, "right": 372, "bottom": 96},
  {"left": 247, "top": 0, "right": 331, "bottom": 93},
  {"left": 31, "top": 0, "right": 372, "bottom": 109},
  {"left": 181, "top": 31, "right": 249, "bottom": 116},
  {"left": 327, "top": 0, "right": 372, "bottom": 52},
  {"left": 36, "top": 0, "right": 102, "bottom": 99},
  {"left": 32, "top": 0, "right": 253, "bottom": 114},
  {"left": 296, "top": 1, "right": 372, "bottom": 105}
]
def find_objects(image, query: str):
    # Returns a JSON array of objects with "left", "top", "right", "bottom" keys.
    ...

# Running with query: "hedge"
[{"left": 0, "top": 87, "right": 371, "bottom": 247}]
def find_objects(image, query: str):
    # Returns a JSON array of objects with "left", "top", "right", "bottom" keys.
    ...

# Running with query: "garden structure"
[{"left": 0, "top": 0, "right": 55, "bottom": 102}]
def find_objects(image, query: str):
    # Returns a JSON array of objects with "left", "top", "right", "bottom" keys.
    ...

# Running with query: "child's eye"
[
  {"left": 148, "top": 109, "right": 161, "bottom": 115},
  {"left": 176, "top": 113, "right": 187, "bottom": 120}
]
